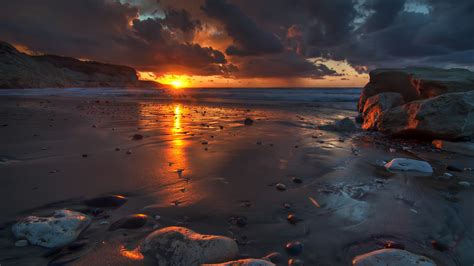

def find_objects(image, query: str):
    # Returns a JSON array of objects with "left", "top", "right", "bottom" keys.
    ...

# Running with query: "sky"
[{"left": 1, "top": 0, "right": 473, "bottom": 88}]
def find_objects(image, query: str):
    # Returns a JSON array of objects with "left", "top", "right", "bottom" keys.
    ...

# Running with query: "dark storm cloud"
[
  {"left": 234, "top": 53, "right": 337, "bottom": 78},
  {"left": 0, "top": 0, "right": 233, "bottom": 76},
  {"left": 201, "top": 0, "right": 284, "bottom": 56},
  {"left": 1, "top": 0, "right": 473, "bottom": 79}
]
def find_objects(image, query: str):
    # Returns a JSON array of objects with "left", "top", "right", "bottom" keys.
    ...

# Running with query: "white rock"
[
  {"left": 458, "top": 181, "right": 471, "bottom": 187},
  {"left": 203, "top": 258, "right": 275, "bottom": 266},
  {"left": 12, "top": 210, "right": 91, "bottom": 248},
  {"left": 353, "top": 248, "right": 436, "bottom": 266},
  {"left": 140, "top": 226, "right": 239, "bottom": 266},
  {"left": 14, "top": 240, "right": 28, "bottom": 247},
  {"left": 384, "top": 158, "right": 433, "bottom": 173}
]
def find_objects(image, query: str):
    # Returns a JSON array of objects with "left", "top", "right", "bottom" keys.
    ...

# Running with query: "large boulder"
[
  {"left": 353, "top": 248, "right": 436, "bottom": 266},
  {"left": 362, "top": 92, "right": 404, "bottom": 130},
  {"left": 377, "top": 91, "right": 474, "bottom": 139},
  {"left": 12, "top": 210, "right": 91, "bottom": 248},
  {"left": 140, "top": 226, "right": 239, "bottom": 266},
  {"left": 359, "top": 67, "right": 474, "bottom": 112}
]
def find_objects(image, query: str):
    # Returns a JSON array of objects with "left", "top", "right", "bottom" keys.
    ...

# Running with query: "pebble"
[
  {"left": 15, "top": 240, "right": 28, "bottom": 247},
  {"left": 99, "top": 221, "right": 110, "bottom": 225},
  {"left": 447, "top": 164, "right": 463, "bottom": 172},
  {"left": 431, "top": 240, "right": 449, "bottom": 252},
  {"left": 287, "top": 214, "right": 302, "bottom": 224},
  {"left": 109, "top": 214, "right": 148, "bottom": 231},
  {"left": 458, "top": 181, "right": 470, "bottom": 187},
  {"left": 81, "top": 154, "right": 88, "bottom": 158},
  {"left": 384, "top": 241, "right": 405, "bottom": 250},
  {"left": 126, "top": 150, "right": 132, "bottom": 155},
  {"left": 283, "top": 203, "right": 292, "bottom": 209},
  {"left": 132, "top": 134, "right": 143, "bottom": 140},
  {"left": 235, "top": 216, "right": 247, "bottom": 227},
  {"left": 68, "top": 239, "right": 88, "bottom": 250},
  {"left": 288, "top": 258, "right": 304, "bottom": 265},
  {"left": 263, "top": 252, "right": 283, "bottom": 263},
  {"left": 285, "top": 241, "right": 303, "bottom": 256},
  {"left": 291, "top": 177, "right": 303, "bottom": 184},
  {"left": 244, "top": 118, "right": 254, "bottom": 125},
  {"left": 276, "top": 183, "right": 287, "bottom": 191}
]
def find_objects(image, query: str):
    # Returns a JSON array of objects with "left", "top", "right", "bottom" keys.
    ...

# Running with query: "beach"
[{"left": 0, "top": 88, "right": 473, "bottom": 265}]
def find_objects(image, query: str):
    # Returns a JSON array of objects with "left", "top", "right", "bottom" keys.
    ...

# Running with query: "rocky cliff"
[
  {"left": 358, "top": 67, "right": 474, "bottom": 140},
  {"left": 0, "top": 41, "right": 160, "bottom": 89}
]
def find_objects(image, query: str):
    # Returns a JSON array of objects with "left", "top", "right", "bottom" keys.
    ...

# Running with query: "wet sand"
[{"left": 0, "top": 95, "right": 473, "bottom": 265}]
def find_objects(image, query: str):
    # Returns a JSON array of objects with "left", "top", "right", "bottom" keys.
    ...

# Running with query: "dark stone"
[
  {"left": 285, "top": 241, "right": 303, "bottom": 256},
  {"left": 384, "top": 241, "right": 405, "bottom": 250},
  {"left": 84, "top": 195, "right": 127, "bottom": 208},
  {"left": 81, "top": 154, "right": 88, "bottom": 158},
  {"left": 288, "top": 258, "right": 304, "bottom": 265},
  {"left": 292, "top": 177, "right": 303, "bottom": 184},
  {"left": 236, "top": 216, "right": 247, "bottom": 228},
  {"left": 89, "top": 208, "right": 103, "bottom": 216},
  {"left": 132, "top": 134, "right": 143, "bottom": 140},
  {"left": 109, "top": 214, "right": 148, "bottom": 230},
  {"left": 244, "top": 118, "right": 254, "bottom": 125},
  {"left": 287, "top": 214, "right": 302, "bottom": 224},
  {"left": 263, "top": 252, "right": 283, "bottom": 263},
  {"left": 276, "top": 183, "right": 287, "bottom": 191},
  {"left": 431, "top": 240, "right": 449, "bottom": 252},
  {"left": 447, "top": 164, "right": 463, "bottom": 172},
  {"left": 68, "top": 239, "right": 88, "bottom": 251}
]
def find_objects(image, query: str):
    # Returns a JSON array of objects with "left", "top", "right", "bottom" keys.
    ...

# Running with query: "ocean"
[{"left": 0, "top": 87, "right": 361, "bottom": 105}]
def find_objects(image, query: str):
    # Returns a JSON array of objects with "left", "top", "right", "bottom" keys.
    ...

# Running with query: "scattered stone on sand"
[
  {"left": 285, "top": 240, "right": 303, "bottom": 256},
  {"left": 14, "top": 239, "right": 28, "bottom": 247},
  {"left": 132, "top": 133, "right": 143, "bottom": 140},
  {"left": 432, "top": 140, "right": 474, "bottom": 157},
  {"left": 109, "top": 214, "right": 148, "bottom": 231},
  {"left": 244, "top": 118, "right": 254, "bottom": 125},
  {"left": 384, "top": 158, "right": 433, "bottom": 174},
  {"left": 203, "top": 259, "right": 275, "bottom": 266},
  {"left": 458, "top": 181, "right": 470, "bottom": 188},
  {"left": 12, "top": 210, "right": 91, "bottom": 249},
  {"left": 352, "top": 248, "right": 436, "bottom": 266},
  {"left": 262, "top": 252, "right": 283, "bottom": 263},
  {"left": 83, "top": 194, "right": 127, "bottom": 208},
  {"left": 276, "top": 183, "right": 287, "bottom": 191},
  {"left": 288, "top": 258, "right": 304, "bottom": 265},
  {"left": 140, "top": 226, "right": 239, "bottom": 266}
]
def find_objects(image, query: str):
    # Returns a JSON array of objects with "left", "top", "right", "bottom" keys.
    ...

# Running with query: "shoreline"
[{"left": 0, "top": 95, "right": 472, "bottom": 265}]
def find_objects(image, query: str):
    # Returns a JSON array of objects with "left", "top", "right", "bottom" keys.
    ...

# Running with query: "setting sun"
[{"left": 157, "top": 74, "right": 190, "bottom": 89}]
